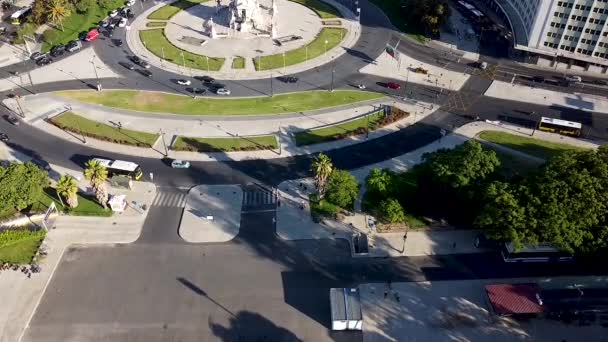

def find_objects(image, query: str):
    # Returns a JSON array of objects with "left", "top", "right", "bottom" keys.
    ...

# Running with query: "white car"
[
  {"left": 357, "top": 84, "right": 366, "bottom": 89},
  {"left": 216, "top": 88, "right": 231, "bottom": 95},
  {"left": 565, "top": 75, "right": 582, "bottom": 83},
  {"left": 171, "top": 159, "right": 190, "bottom": 169},
  {"left": 177, "top": 79, "right": 191, "bottom": 86},
  {"left": 109, "top": 9, "right": 119, "bottom": 17},
  {"left": 118, "top": 18, "right": 127, "bottom": 27},
  {"left": 127, "top": 0, "right": 136, "bottom": 6}
]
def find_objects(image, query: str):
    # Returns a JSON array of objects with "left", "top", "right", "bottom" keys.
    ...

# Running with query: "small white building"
[{"left": 330, "top": 288, "right": 363, "bottom": 331}]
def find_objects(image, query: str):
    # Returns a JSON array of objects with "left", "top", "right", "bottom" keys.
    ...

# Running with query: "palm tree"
[
  {"left": 56, "top": 175, "right": 79, "bottom": 209},
  {"left": 84, "top": 159, "right": 109, "bottom": 209},
  {"left": 47, "top": 0, "right": 71, "bottom": 32},
  {"left": 310, "top": 153, "right": 333, "bottom": 198}
]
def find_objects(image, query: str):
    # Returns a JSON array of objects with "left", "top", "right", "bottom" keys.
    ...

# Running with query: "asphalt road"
[{"left": 23, "top": 202, "right": 608, "bottom": 342}]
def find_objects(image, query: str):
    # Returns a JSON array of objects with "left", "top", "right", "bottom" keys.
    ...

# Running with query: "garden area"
[
  {"left": 49, "top": 112, "right": 159, "bottom": 148},
  {"left": 294, "top": 107, "right": 408, "bottom": 146},
  {"left": 172, "top": 135, "right": 278, "bottom": 152},
  {"left": 253, "top": 28, "right": 346, "bottom": 71},
  {"left": 478, "top": 130, "right": 588, "bottom": 160},
  {"left": 369, "top": 0, "right": 450, "bottom": 42},
  {"left": 147, "top": 0, "right": 207, "bottom": 20},
  {"left": 0, "top": 228, "right": 46, "bottom": 264},
  {"left": 289, "top": 0, "right": 341, "bottom": 18},
  {"left": 139, "top": 29, "right": 225, "bottom": 71},
  {"left": 55, "top": 90, "right": 384, "bottom": 115}
]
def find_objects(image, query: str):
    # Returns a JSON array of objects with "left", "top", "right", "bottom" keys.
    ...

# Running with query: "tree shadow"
[{"left": 210, "top": 310, "right": 304, "bottom": 342}]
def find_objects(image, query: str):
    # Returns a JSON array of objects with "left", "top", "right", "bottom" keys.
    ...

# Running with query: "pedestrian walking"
[
  {"left": 453, "top": 242, "right": 457, "bottom": 249},
  {"left": 384, "top": 290, "right": 388, "bottom": 299}
]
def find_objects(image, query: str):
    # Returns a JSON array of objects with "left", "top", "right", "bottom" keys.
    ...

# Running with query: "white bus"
[
  {"left": 92, "top": 158, "right": 143, "bottom": 180},
  {"left": 502, "top": 242, "right": 574, "bottom": 263},
  {"left": 11, "top": 6, "right": 32, "bottom": 25},
  {"left": 538, "top": 117, "right": 582, "bottom": 136}
]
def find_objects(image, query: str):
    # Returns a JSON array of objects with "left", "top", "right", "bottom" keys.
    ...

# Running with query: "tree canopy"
[
  {"left": 325, "top": 169, "right": 359, "bottom": 209},
  {"left": 476, "top": 147, "right": 608, "bottom": 254},
  {"left": 0, "top": 162, "right": 49, "bottom": 214}
]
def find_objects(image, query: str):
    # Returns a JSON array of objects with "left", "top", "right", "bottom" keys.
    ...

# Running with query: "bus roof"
[
  {"left": 505, "top": 241, "right": 562, "bottom": 253},
  {"left": 11, "top": 6, "right": 31, "bottom": 19},
  {"left": 540, "top": 117, "right": 582, "bottom": 129},
  {"left": 92, "top": 158, "right": 139, "bottom": 172}
]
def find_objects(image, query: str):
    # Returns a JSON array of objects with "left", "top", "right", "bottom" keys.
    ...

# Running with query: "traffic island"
[
  {"left": 54, "top": 90, "right": 384, "bottom": 116},
  {"left": 172, "top": 135, "right": 278, "bottom": 152},
  {"left": 48, "top": 112, "right": 160, "bottom": 148},
  {"left": 179, "top": 185, "right": 242, "bottom": 243}
]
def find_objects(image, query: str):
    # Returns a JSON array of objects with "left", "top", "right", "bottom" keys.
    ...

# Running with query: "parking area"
[{"left": 360, "top": 278, "right": 607, "bottom": 342}]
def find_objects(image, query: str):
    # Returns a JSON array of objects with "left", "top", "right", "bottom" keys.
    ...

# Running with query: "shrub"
[
  {"left": 379, "top": 198, "right": 406, "bottom": 223},
  {"left": 325, "top": 169, "right": 359, "bottom": 209}
]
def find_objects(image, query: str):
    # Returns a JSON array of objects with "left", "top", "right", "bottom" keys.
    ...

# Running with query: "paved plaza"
[{"left": 179, "top": 185, "right": 243, "bottom": 243}]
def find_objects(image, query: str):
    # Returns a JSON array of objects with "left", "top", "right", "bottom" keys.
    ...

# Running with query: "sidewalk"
[
  {"left": 276, "top": 119, "right": 601, "bottom": 257},
  {"left": 485, "top": 80, "right": 608, "bottom": 114},
  {"left": 9, "top": 93, "right": 436, "bottom": 161},
  {"left": 0, "top": 181, "right": 156, "bottom": 342},
  {"left": 360, "top": 49, "right": 470, "bottom": 91},
  {"left": 0, "top": 47, "right": 120, "bottom": 93},
  {"left": 126, "top": 0, "right": 361, "bottom": 80}
]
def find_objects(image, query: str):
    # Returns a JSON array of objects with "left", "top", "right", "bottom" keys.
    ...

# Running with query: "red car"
[
  {"left": 85, "top": 29, "right": 99, "bottom": 42},
  {"left": 387, "top": 82, "right": 401, "bottom": 90}
]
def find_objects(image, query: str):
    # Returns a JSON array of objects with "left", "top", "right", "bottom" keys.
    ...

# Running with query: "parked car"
[
  {"left": 114, "top": 38, "right": 123, "bottom": 46},
  {"left": 4, "top": 115, "right": 19, "bottom": 126},
  {"left": 387, "top": 82, "right": 401, "bottom": 90},
  {"left": 138, "top": 69, "right": 152, "bottom": 77},
  {"left": 186, "top": 87, "right": 205, "bottom": 94},
  {"left": 282, "top": 76, "right": 298, "bottom": 83},
  {"left": 0, "top": 133, "right": 8, "bottom": 142},
  {"left": 126, "top": 9, "right": 135, "bottom": 18},
  {"left": 127, "top": 0, "right": 136, "bottom": 6},
  {"left": 100, "top": 19, "right": 109, "bottom": 28},
  {"left": 357, "top": 84, "right": 366, "bottom": 89},
  {"left": 131, "top": 56, "right": 150, "bottom": 68},
  {"left": 565, "top": 75, "right": 582, "bottom": 83},
  {"left": 139, "top": 60, "right": 150, "bottom": 69},
  {"left": 216, "top": 87, "right": 231, "bottom": 95},
  {"left": 532, "top": 75, "right": 545, "bottom": 83},
  {"left": 29, "top": 52, "right": 46, "bottom": 61},
  {"left": 118, "top": 17, "right": 127, "bottom": 27},
  {"left": 30, "top": 158, "right": 51, "bottom": 171},
  {"left": 592, "top": 79, "right": 608, "bottom": 86},
  {"left": 177, "top": 79, "right": 191, "bottom": 86},
  {"left": 478, "top": 61, "right": 488, "bottom": 70},
  {"left": 66, "top": 40, "right": 81, "bottom": 52},
  {"left": 36, "top": 57, "right": 52, "bottom": 66},
  {"left": 119, "top": 61, "right": 134, "bottom": 70},
  {"left": 50, "top": 45, "right": 65, "bottom": 57},
  {"left": 85, "top": 29, "right": 100, "bottom": 42},
  {"left": 109, "top": 9, "right": 119, "bottom": 17},
  {"left": 171, "top": 159, "right": 190, "bottom": 169}
]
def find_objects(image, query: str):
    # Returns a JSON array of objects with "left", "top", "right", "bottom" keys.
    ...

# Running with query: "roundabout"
[{"left": 127, "top": 0, "right": 360, "bottom": 78}]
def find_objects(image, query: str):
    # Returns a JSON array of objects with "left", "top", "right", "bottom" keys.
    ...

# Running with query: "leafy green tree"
[
  {"left": 0, "top": 162, "right": 49, "bottom": 214},
  {"left": 325, "top": 169, "right": 359, "bottom": 209},
  {"left": 422, "top": 140, "right": 500, "bottom": 188},
  {"left": 400, "top": 0, "right": 451, "bottom": 36},
  {"left": 379, "top": 198, "right": 405, "bottom": 223},
  {"left": 56, "top": 175, "right": 79, "bottom": 208},
  {"left": 310, "top": 153, "right": 333, "bottom": 198},
  {"left": 365, "top": 168, "right": 396, "bottom": 197},
  {"left": 32, "top": 0, "right": 48, "bottom": 25},
  {"left": 84, "top": 159, "right": 109, "bottom": 209}
]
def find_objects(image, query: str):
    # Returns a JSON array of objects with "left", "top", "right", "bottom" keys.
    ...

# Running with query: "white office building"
[{"left": 483, "top": 0, "right": 608, "bottom": 72}]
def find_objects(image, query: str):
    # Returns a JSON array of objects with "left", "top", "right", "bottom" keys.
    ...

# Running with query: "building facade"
[{"left": 487, "top": 0, "right": 608, "bottom": 71}]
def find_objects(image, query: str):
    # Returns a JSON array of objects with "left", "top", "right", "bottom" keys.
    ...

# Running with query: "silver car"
[
  {"left": 171, "top": 159, "right": 190, "bottom": 169},
  {"left": 216, "top": 88, "right": 231, "bottom": 95}
]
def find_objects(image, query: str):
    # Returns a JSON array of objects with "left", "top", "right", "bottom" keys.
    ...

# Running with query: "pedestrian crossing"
[
  {"left": 242, "top": 185, "right": 276, "bottom": 212},
  {"left": 151, "top": 191, "right": 187, "bottom": 208}
]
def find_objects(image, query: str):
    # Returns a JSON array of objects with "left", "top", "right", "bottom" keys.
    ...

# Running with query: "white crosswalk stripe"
[
  {"left": 242, "top": 189, "right": 276, "bottom": 207},
  {"left": 151, "top": 191, "right": 187, "bottom": 207}
]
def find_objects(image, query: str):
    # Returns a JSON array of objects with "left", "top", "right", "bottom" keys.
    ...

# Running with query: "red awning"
[{"left": 485, "top": 283, "right": 545, "bottom": 315}]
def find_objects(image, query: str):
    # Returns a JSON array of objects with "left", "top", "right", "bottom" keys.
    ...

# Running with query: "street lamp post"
[
  {"left": 206, "top": 56, "right": 210, "bottom": 73},
  {"left": 270, "top": 71, "right": 274, "bottom": 97},
  {"left": 305, "top": 45, "right": 308, "bottom": 61},
  {"left": 161, "top": 47, "right": 165, "bottom": 66},
  {"left": 180, "top": 52, "right": 187, "bottom": 72},
  {"left": 282, "top": 51, "right": 286, "bottom": 74},
  {"left": 324, "top": 40, "right": 328, "bottom": 55},
  {"left": 91, "top": 56, "right": 101, "bottom": 91},
  {"left": 159, "top": 129, "right": 168, "bottom": 156}
]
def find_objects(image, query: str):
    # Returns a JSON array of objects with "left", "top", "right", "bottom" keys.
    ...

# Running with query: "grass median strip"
[
  {"left": 146, "top": 21, "right": 168, "bottom": 28},
  {"left": 55, "top": 90, "right": 384, "bottom": 116},
  {"left": 254, "top": 28, "right": 346, "bottom": 70},
  {"left": 173, "top": 135, "right": 278, "bottom": 152},
  {"left": 295, "top": 108, "right": 408, "bottom": 146},
  {"left": 478, "top": 130, "right": 587, "bottom": 160},
  {"left": 49, "top": 112, "right": 159, "bottom": 147},
  {"left": 31, "top": 188, "right": 113, "bottom": 217},
  {"left": 139, "top": 29, "right": 224, "bottom": 71},
  {"left": 0, "top": 229, "right": 46, "bottom": 264},
  {"left": 41, "top": 0, "right": 124, "bottom": 52},
  {"left": 289, "top": 0, "right": 341, "bottom": 18},
  {"left": 148, "top": 0, "right": 207, "bottom": 20}
]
